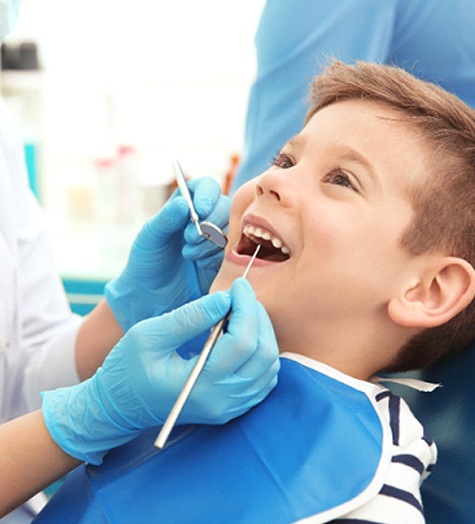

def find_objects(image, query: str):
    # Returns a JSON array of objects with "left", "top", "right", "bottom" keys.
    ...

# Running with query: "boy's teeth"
[
  {"left": 243, "top": 224, "right": 290, "bottom": 255},
  {"left": 271, "top": 237, "right": 282, "bottom": 249}
]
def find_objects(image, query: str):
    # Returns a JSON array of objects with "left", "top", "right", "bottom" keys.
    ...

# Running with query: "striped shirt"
[{"left": 326, "top": 389, "right": 437, "bottom": 524}]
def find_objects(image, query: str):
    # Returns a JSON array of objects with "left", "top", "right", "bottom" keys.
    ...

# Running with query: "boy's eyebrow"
[
  {"left": 287, "top": 135, "right": 381, "bottom": 189},
  {"left": 339, "top": 148, "right": 381, "bottom": 189},
  {"left": 285, "top": 136, "right": 303, "bottom": 150}
]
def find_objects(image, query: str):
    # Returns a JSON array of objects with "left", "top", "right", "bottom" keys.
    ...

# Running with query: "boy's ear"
[{"left": 388, "top": 257, "right": 475, "bottom": 328}]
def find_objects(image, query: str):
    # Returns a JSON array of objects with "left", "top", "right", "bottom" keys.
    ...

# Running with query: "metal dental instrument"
[
  {"left": 173, "top": 160, "right": 228, "bottom": 248},
  {"left": 154, "top": 243, "right": 261, "bottom": 449}
]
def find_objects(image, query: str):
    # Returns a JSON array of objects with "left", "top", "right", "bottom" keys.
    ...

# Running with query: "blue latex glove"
[
  {"left": 42, "top": 279, "right": 280, "bottom": 465},
  {"left": 105, "top": 176, "right": 230, "bottom": 331}
]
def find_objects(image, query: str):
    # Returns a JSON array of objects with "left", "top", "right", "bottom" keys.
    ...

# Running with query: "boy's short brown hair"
[{"left": 306, "top": 60, "right": 475, "bottom": 371}]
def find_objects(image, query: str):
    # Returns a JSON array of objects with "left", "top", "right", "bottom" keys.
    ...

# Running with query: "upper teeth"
[{"left": 243, "top": 224, "right": 290, "bottom": 255}]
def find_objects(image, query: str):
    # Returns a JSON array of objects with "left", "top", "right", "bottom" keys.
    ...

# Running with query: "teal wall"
[{"left": 62, "top": 278, "right": 107, "bottom": 315}]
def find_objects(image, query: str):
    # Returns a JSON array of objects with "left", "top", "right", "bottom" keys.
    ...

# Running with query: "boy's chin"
[{"left": 209, "top": 270, "right": 231, "bottom": 293}]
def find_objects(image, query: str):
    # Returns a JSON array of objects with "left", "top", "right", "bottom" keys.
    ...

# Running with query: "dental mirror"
[{"left": 173, "top": 160, "right": 228, "bottom": 248}]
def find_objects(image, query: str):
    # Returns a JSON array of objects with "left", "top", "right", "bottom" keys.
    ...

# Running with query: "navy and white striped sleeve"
[{"left": 328, "top": 390, "right": 437, "bottom": 524}]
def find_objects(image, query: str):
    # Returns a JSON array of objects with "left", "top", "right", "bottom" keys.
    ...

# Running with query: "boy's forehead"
[
  {"left": 305, "top": 99, "right": 413, "bottom": 134},
  {"left": 298, "top": 99, "right": 425, "bottom": 154},
  {"left": 294, "top": 99, "right": 431, "bottom": 189}
]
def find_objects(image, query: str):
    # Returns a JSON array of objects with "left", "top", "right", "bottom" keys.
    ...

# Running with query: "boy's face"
[{"left": 211, "top": 100, "right": 431, "bottom": 357}]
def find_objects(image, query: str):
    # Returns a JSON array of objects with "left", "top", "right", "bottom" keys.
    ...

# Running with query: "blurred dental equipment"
[
  {"left": 173, "top": 160, "right": 228, "bottom": 248},
  {"left": 155, "top": 243, "right": 261, "bottom": 449}
]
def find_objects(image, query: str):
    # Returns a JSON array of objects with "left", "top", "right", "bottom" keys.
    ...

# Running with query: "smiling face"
[{"left": 211, "top": 100, "right": 433, "bottom": 376}]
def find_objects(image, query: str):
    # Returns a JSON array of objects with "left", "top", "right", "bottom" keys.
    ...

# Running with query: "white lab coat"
[
  {"left": 0, "top": 97, "right": 82, "bottom": 421},
  {"left": 0, "top": 98, "right": 83, "bottom": 522}
]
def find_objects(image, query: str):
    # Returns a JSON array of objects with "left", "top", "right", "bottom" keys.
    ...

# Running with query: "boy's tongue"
[{"left": 236, "top": 234, "right": 290, "bottom": 262}]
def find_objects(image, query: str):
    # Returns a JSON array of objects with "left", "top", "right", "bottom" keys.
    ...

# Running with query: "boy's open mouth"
[{"left": 236, "top": 224, "right": 291, "bottom": 262}]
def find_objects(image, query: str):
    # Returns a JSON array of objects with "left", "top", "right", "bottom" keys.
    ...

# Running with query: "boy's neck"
[{"left": 275, "top": 316, "right": 412, "bottom": 380}]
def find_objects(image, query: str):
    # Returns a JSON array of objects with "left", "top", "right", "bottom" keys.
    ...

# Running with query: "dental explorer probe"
[
  {"left": 154, "top": 244, "right": 261, "bottom": 449},
  {"left": 173, "top": 160, "right": 228, "bottom": 248}
]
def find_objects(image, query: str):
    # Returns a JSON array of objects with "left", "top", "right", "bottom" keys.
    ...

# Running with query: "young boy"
[{"left": 34, "top": 61, "right": 475, "bottom": 523}]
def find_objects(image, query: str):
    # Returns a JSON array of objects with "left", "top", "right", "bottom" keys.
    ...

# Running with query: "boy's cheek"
[
  {"left": 232, "top": 180, "right": 256, "bottom": 209},
  {"left": 228, "top": 183, "right": 256, "bottom": 232}
]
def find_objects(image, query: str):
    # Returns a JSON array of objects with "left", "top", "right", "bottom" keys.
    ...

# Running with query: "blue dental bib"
[{"left": 35, "top": 355, "right": 390, "bottom": 523}]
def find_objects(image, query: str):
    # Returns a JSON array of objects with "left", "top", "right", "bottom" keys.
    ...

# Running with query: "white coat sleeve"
[{"left": 0, "top": 98, "right": 83, "bottom": 422}]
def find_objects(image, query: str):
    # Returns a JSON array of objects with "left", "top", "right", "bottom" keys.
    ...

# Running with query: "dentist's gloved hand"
[
  {"left": 42, "top": 279, "right": 279, "bottom": 465},
  {"left": 105, "top": 176, "right": 230, "bottom": 331}
]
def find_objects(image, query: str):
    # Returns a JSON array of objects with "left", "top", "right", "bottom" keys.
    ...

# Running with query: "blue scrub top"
[{"left": 232, "top": 0, "right": 475, "bottom": 191}]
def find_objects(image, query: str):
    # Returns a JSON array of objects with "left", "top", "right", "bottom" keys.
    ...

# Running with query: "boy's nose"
[
  {"left": 255, "top": 169, "right": 301, "bottom": 207},
  {"left": 255, "top": 168, "right": 296, "bottom": 207},
  {"left": 256, "top": 181, "right": 281, "bottom": 201}
]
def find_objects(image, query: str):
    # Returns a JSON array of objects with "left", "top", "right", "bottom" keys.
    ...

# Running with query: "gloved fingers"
[
  {"left": 180, "top": 188, "right": 230, "bottom": 296},
  {"left": 181, "top": 197, "right": 228, "bottom": 294},
  {"left": 200, "top": 362, "right": 280, "bottom": 425},
  {"left": 129, "top": 290, "right": 232, "bottom": 353},
  {"left": 181, "top": 222, "right": 224, "bottom": 258},
  {"left": 199, "top": 193, "right": 230, "bottom": 236},
  {"left": 188, "top": 176, "right": 223, "bottom": 218},
  {"left": 183, "top": 185, "right": 230, "bottom": 249},
  {"left": 133, "top": 195, "right": 190, "bottom": 252},
  {"left": 203, "top": 279, "right": 261, "bottom": 378},
  {"left": 219, "top": 370, "right": 279, "bottom": 423},
  {"left": 125, "top": 194, "right": 192, "bottom": 276},
  {"left": 231, "top": 301, "right": 280, "bottom": 381},
  {"left": 194, "top": 250, "right": 225, "bottom": 295}
]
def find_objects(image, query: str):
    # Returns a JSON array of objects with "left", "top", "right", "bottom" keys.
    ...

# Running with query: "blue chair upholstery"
[{"left": 393, "top": 340, "right": 475, "bottom": 524}]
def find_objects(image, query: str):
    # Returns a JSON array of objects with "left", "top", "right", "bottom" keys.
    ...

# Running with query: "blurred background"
[{"left": 0, "top": 0, "right": 264, "bottom": 299}]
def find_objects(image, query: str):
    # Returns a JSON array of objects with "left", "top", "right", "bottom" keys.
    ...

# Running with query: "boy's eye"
[
  {"left": 272, "top": 152, "right": 295, "bottom": 169},
  {"left": 324, "top": 169, "right": 357, "bottom": 192}
]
